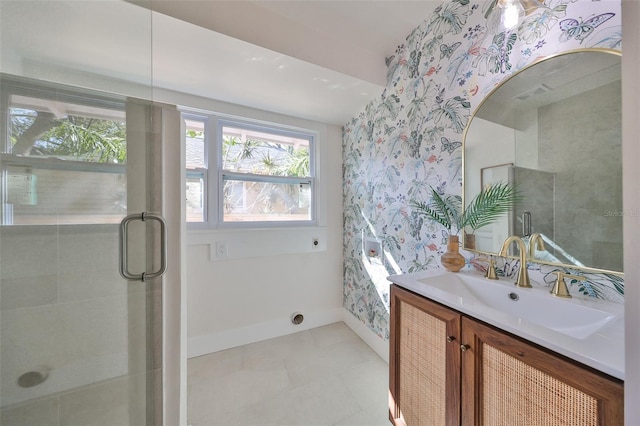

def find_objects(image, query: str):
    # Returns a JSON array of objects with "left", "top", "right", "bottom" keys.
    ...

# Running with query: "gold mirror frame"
[{"left": 462, "top": 48, "right": 623, "bottom": 276}]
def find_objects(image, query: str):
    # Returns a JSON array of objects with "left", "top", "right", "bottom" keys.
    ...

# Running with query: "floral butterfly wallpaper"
[{"left": 342, "top": 0, "right": 623, "bottom": 340}]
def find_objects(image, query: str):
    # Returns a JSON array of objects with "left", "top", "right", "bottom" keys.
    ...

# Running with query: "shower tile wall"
[
  {"left": 0, "top": 225, "right": 138, "bottom": 424},
  {"left": 538, "top": 81, "right": 623, "bottom": 271},
  {"left": 512, "top": 167, "right": 554, "bottom": 239}
]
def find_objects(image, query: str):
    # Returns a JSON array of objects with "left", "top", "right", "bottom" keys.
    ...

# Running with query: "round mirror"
[{"left": 463, "top": 49, "right": 622, "bottom": 274}]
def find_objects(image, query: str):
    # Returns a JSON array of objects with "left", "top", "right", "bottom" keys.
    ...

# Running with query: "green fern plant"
[{"left": 411, "top": 182, "right": 521, "bottom": 236}]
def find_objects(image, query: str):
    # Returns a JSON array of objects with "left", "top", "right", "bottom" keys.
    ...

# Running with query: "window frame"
[
  {"left": 183, "top": 112, "right": 318, "bottom": 230},
  {"left": 183, "top": 113, "right": 210, "bottom": 227},
  {"left": 0, "top": 76, "right": 128, "bottom": 226}
]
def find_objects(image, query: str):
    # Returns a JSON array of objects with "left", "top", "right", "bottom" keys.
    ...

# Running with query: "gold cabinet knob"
[
  {"left": 446, "top": 336, "right": 456, "bottom": 342},
  {"left": 460, "top": 344, "right": 470, "bottom": 352}
]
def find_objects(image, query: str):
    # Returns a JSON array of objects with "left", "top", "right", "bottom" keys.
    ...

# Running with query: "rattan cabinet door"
[
  {"left": 389, "top": 285, "right": 462, "bottom": 426},
  {"left": 460, "top": 316, "right": 624, "bottom": 426}
]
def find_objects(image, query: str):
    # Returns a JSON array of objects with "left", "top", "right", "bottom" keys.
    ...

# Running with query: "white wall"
[
  {"left": 464, "top": 117, "right": 515, "bottom": 200},
  {"left": 153, "top": 88, "right": 345, "bottom": 358},
  {"left": 622, "top": 1, "right": 640, "bottom": 424},
  {"left": 464, "top": 117, "right": 515, "bottom": 250}
]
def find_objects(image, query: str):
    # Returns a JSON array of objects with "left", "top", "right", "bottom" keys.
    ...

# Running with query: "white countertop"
[{"left": 387, "top": 269, "right": 625, "bottom": 380}]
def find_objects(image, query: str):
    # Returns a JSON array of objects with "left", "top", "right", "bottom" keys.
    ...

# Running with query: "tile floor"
[{"left": 187, "top": 322, "right": 390, "bottom": 426}]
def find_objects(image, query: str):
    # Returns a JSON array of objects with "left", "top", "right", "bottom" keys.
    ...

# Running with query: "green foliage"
[
  {"left": 261, "top": 153, "right": 276, "bottom": 169},
  {"left": 411, "top": 182, "right": 520, "bottom": 235},
  {"left": 186, "top": 129, "right": 203, "bottom": 138},
  {"left": 411, "top": 190, "right": 462, "bottom": 232},
  {"left": 43, "top": 117, "right": 127, "bottom": 163},
  {"left": 222, "top": 136, "right": 310, "bottom": 177},
  {"left": 11, "top": 110, "right": 126, "bottom": 163},
  {"left": 284, "top": 145, "right": 311, "bottom": 177},
  {"left": 221, "top": 135, "right": 311, "bottom": 215},
  {"left": 463, "top": 182, "right": 520, "bottom": 230},
  {"left": 238, "top": 139, "right": 258, "bottom": 161}
]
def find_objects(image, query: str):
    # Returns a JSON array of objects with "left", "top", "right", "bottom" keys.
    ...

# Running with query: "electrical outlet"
[
  {"left": 312, "top": 237, "right": 319, "bottom": 249},
  {"left": 215, "top": 241, "right": 228, "bottom": 258}
]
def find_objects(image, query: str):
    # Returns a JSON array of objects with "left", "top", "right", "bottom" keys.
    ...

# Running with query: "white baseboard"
[
  {"left": 340, "top": 308, "right": 389, "bottom": 363},
  {"left": 187, "top": 307, "right": 390, "bottom": 363},
  {"left": 187, "top": 307, "right": 344, "bottom": 359}
]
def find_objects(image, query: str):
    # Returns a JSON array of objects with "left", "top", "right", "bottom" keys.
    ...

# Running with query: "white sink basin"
[{"left": 417, "top": 272, "right": 618, "bottom": 339}]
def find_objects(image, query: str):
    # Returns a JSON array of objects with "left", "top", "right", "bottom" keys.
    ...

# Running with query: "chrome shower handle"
[
  {"left": 522, "top": 211, "right": 531, "bottom": 237},
  {"left": 119, "top": 212, "right": 168, "bottom": 282}
]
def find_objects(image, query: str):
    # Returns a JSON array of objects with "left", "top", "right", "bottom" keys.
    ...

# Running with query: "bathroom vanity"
[{"left": 387, "top": 270, "right": 624, "bottom": 425}]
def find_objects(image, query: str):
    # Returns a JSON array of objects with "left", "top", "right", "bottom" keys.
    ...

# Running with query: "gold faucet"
[
  {"left": 550, "top": 271, "right": 585, "bottom": 298},
  {"left": 499, "top": 236, "right": 532, "bottom": 288},
  {"left": 528, "top": 233, "right": 545, "bottom": 257}
]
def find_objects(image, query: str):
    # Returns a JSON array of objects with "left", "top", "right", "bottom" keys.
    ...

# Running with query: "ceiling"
[
  {"left": 138, "top": 1, "right": 439, "bottom": 86},
  {"left": 476, "top": 51, "right": 621, "bottom": 129},
  {"left": 140, "top": 0, "right": 442, "bottom": 124},
  {"left": 1, "top": 1, "right": 440, "bottom": 125}
]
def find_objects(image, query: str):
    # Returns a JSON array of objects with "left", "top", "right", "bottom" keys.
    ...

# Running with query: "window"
[
  {"left": 1, "top": 78, "right": 127, "bottom": 225},
  {"left": 184, "top": 114, "right": 316, "bottom": 227},
  {"left": 185, "top": 116, "right": 207, "bottom": 223}
]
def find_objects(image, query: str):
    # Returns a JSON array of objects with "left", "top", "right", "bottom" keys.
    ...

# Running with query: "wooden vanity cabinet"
[
  {"left": 389, "top": 283, "right": 462, "bottom": 426},
  {"left": 389, "top": 284, "right": 624, "bottom": 426},
  {"left": 460, "top": 316, "right": 623, "bottom": 425}
]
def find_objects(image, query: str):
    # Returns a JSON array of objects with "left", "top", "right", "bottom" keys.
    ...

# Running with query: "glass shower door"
[{"left": 0, "top": 2, "right": 168, "bottom": 425}]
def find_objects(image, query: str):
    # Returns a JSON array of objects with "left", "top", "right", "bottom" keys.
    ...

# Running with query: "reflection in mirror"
[{"left": 464, "top": 50, "right": 622, "bottom": 273}]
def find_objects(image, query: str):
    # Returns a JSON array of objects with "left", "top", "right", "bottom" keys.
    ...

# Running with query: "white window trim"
[
  {"left": 183, "top": 112, "right": 210, "bottom": 230},
  {"left": 183, "top": 111, "right": 319, "bottom": 230}
]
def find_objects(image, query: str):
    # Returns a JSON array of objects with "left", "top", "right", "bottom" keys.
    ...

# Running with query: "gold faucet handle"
[
  {"left": 485, "top": 258, "right": 498, "bottom": 280},
  {"left": 550, "top": 271, "right": 585, "bottom": 298}
]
